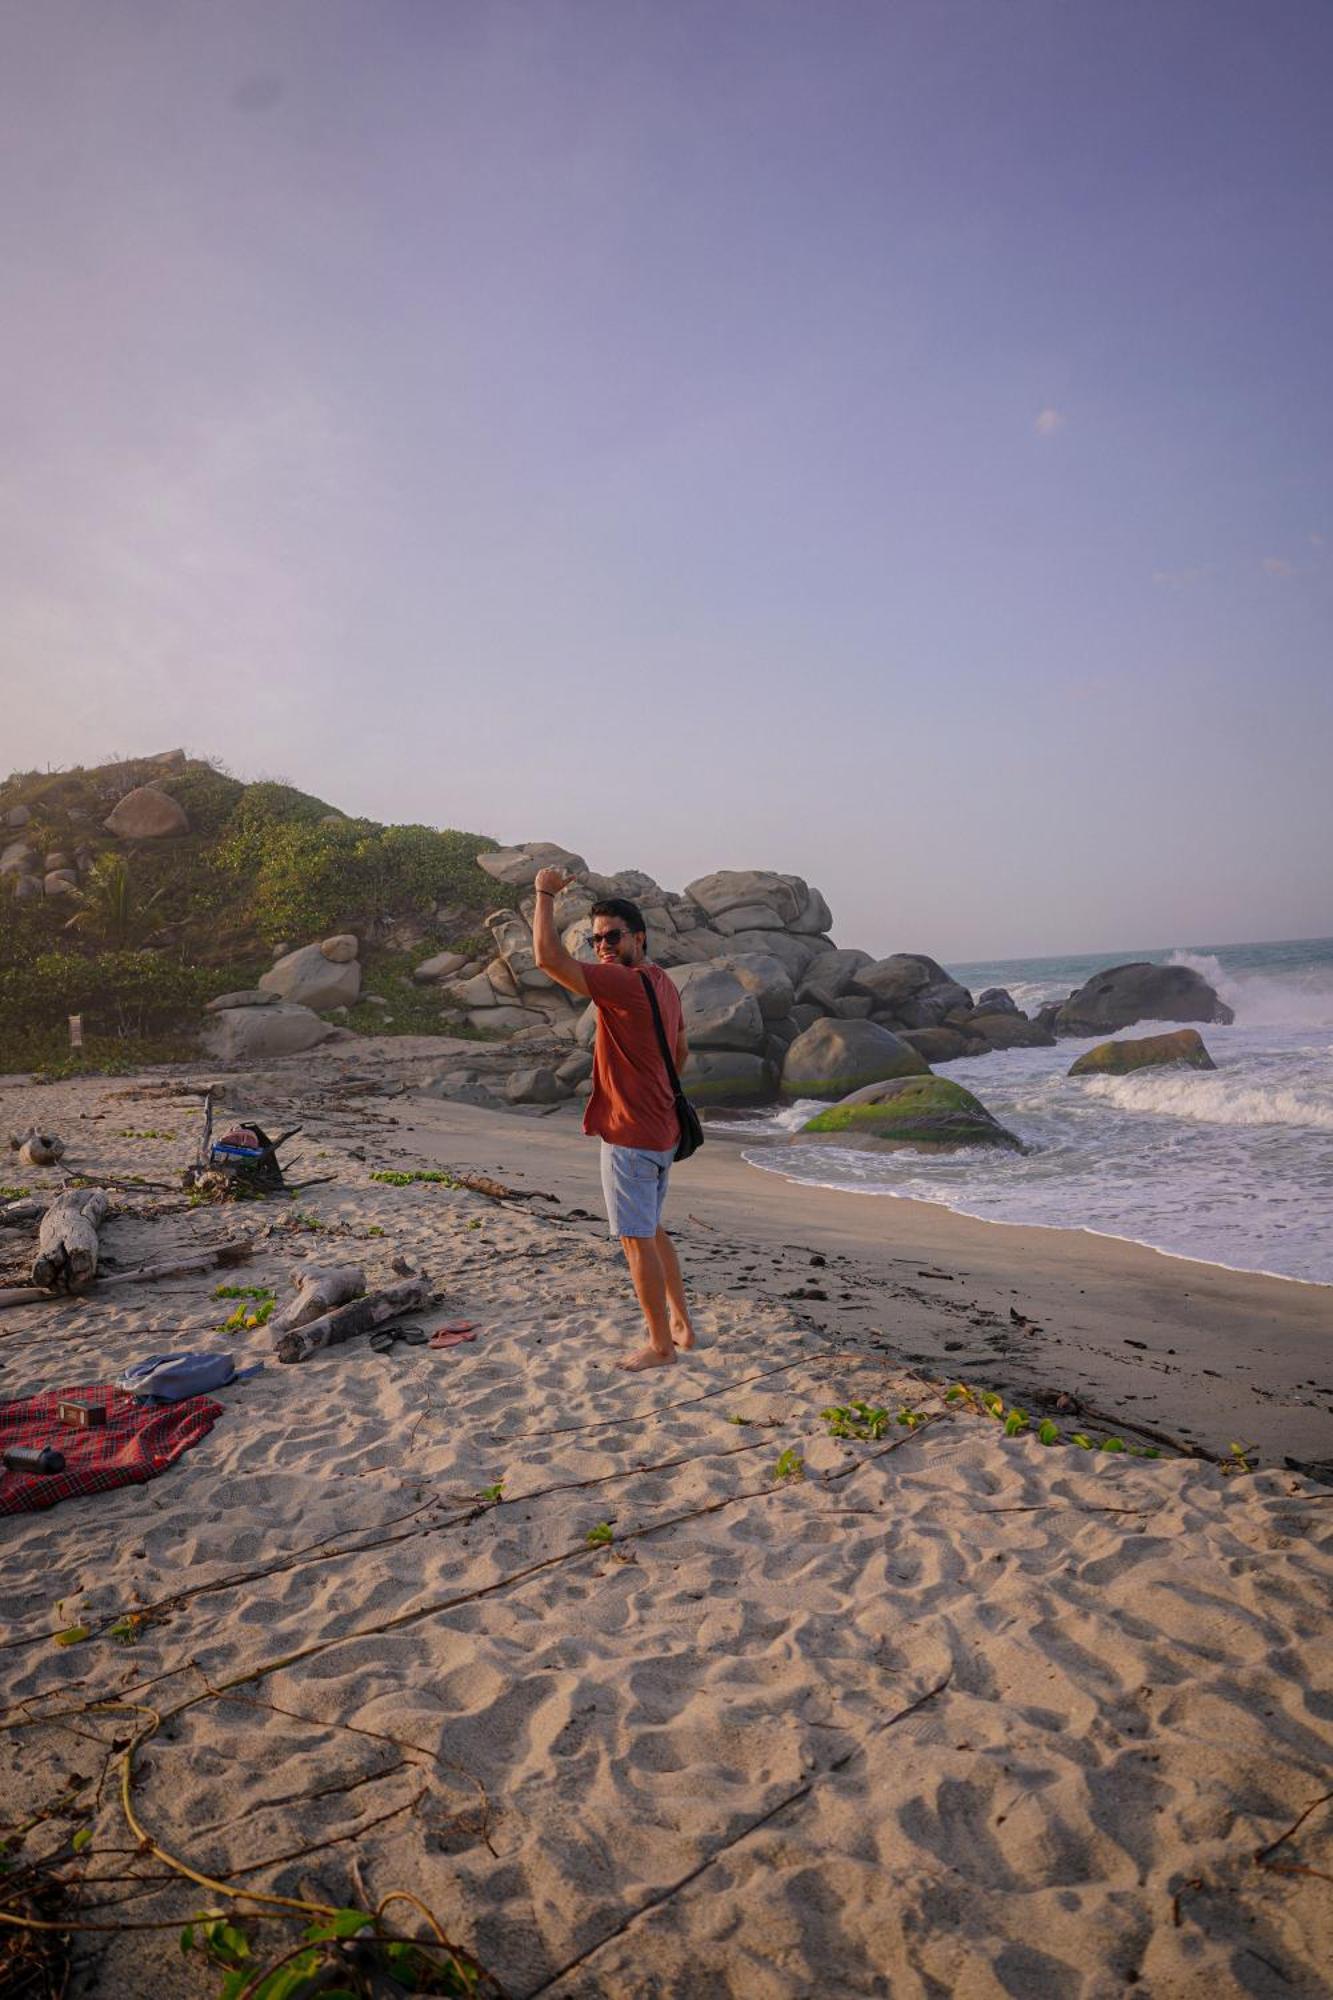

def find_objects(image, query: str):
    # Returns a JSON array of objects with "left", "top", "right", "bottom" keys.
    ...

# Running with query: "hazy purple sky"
[{"left": 2, "top": 1, "right": 1330, "bottom": 958}]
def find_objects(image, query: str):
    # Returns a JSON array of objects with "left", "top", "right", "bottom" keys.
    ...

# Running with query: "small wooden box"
[{"left": 57, "top": 1398, "right": 106, "bottom": 1429}]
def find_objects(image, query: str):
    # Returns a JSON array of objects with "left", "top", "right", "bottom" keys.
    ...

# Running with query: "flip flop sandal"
[
  {"left": 430, "top": 1326, "right": 478, "bottom": 1350},
  {"left": 370, "top": 1324, "right": 430, "bottom": 1355}
]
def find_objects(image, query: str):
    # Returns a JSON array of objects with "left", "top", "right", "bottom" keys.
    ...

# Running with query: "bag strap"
[{"left": 638, "top": 972, "right": 685, "bottom": 1097}]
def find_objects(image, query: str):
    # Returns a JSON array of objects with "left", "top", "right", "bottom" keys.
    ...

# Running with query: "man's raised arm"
[{"left": 531, "top": 867, "right": 591, "bottom": 998}]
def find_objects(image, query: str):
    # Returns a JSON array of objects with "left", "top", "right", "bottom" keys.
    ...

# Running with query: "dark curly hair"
[{"left": 589, "top": 896, "right": 647, "bottom": 939}]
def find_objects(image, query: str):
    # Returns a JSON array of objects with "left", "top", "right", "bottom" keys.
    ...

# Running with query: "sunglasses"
[{"left": 589, "top": 929, "right": 626, "bottom": 949}]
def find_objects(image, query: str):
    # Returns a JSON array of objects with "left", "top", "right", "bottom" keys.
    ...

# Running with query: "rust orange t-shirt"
[{"left": 582, "top": 960, "right": 684, "bottom": 1151}]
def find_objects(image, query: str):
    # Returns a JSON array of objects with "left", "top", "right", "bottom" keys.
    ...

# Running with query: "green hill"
[{"left": 0, "top": 753, "right": 514, "bottom": 1073}]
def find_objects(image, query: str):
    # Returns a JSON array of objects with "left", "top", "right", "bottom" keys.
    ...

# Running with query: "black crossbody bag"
[{"left": 638, "top": 972, "right": 704, "bottom": 1162}]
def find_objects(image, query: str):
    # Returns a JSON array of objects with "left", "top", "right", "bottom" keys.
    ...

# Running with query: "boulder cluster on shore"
[{"left": 201, "top": 841, "right": 1235, "bottom": 1149}]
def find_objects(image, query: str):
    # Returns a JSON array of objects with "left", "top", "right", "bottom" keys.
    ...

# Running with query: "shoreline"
[{"left": 741, "top": 1136, "right": 1333, "bottom": 1293}]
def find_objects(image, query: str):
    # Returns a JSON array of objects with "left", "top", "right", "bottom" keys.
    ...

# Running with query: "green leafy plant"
[
  {"left": 773, "top": 1447, "right": 805, "bottom": 1482},
  {"left": 370, "top": 1168, "right": 462, "bottom": 1188},
  {"left": 479, "top": 1483, "right": 504, "bottom": 1504},
  {"left": 215, "top": 1282, "right": 277, "bottom": 1331},
  {"left": 820, "top": 1401, "right": 889, "bottom": 1440},
  {"left": 897, "top": 1407, "right": 928, "bottom": 1431},
  {"left": 1038, "top": 1418, "right": 1060, "bottom": 1446},
  {"left": 52, "top": 1625, "right": 90, "bottom": 1648},
  {"left": 1224, "top": 1440, "right": 1258, "bottom": 1473},
  {"left": 585, "top": 1521, "right": 614, "bottom": 1548},
  {"left": 70, "top": 1827, "right": 92, "bottom": 1853}
]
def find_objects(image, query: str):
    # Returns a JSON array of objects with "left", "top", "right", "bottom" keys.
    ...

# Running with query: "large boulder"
[
  {"left": 1068, "top": 1028, "right": 1217, "bottom": 1077},
  {"left": 711, "top": 952, "right": 796, "bottom": 1023},
  {"left": 468, "top": 1004, "right": 548, "bottom": 1035},
  {"left": 413, "top": 950, "right": 468, "bottom": 984},
  {"left": 684, "top": 870, "right": 809, "bottom": 927},
  {"left": 103, "top": 786, "right": 189, "bottom": 840},
  {"left": 477, "top": 841, "right": 587, "bottom": 889},
  {"left": 780, "top": 1018, "right": 929, "bottom": 1100},
  {"left": 977, "top": 988, "right": 1019, "bottom": 1016},
  {"left": 202, "top": 1002, "right": 336, "bottom": 1061},
  {"left": 1, "top": 839, "right": 39, "bottom": 876},
  {"left": 681, "top": 1050, "right": 772, "bottom": 1103},
  {"left": 723, "top": 929, "right": 822, "bottom": 978},
  {"left": 857, "top": 953, "right": 952, "bottom": 1009},
  {"left": 798, "top": 1075, "right": 1025, "bottom": 1153},
  {"left": 797, "top": 948, "right": 873, "bottom": 1009},
  {"left": 1056, "top": 962, "right": 1234, "bottom": 1035},
  {"left": 580, "top": 868, "right": 667, "bottom": 910},
  {"left": 899, "top": 1026, "right": 975, "bottom": 1064},
  {"left": 667, "top": 964, "right": 766, "bottom": 1051},
  {"left": 259, "top": 941, "right": 361, "bottom": 1011},
  {"left": 205, "top": 989, "right": 279, "bottom": 1013},
  {"left": 962, "top": 1011, "right": 1056, "bottom": 1050},
  {"left": 894, "top": 978, "right": 974, "bottom": 1028},
  {"left": 487, "top": 910, "right": 554, "bottom": 990}
]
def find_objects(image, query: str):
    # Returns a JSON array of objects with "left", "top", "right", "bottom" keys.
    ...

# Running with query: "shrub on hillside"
[
  {"left": 0, "top": 946, "right": 218, "bottom": 1041},
  {"left": 211, "top": 814, "right": 510, "bottom": 943}
]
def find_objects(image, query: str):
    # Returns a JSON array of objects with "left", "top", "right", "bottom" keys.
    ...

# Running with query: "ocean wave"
[
  {"left": 1169, "top": 950, "right": 1333, "bottom": 1029},
  {"left": 1081, "top": 1068, "right": 1333, "bottom": 1131}
]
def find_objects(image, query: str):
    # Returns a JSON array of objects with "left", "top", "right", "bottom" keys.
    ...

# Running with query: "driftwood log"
[
  {"left": 275, "top": 1274, "right": 432, "bottom": 1365},
  {"left": 32, "top": 1188, "right": 109, "bottom": 1292},
  {"left": 1, "top": 1197, "right": 47, "bottom": 1230},
  {"left": 0, "top": 1236, "right": 252, "bottom": 1313},
  {"left": 270, "top": 1262, "right": 367, "bottom": 1337}
]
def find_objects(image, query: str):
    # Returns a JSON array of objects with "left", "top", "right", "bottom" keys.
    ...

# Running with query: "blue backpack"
[{"left": 118, "top": 1352, "right": 263, "bottom": 1404}]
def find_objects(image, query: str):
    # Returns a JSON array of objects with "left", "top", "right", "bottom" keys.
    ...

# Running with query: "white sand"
[{"left": 2, "top": 1056, "right": 1331, "bottom": 1998}]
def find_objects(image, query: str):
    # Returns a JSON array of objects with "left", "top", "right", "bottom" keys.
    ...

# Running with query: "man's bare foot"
[
  {"left": 671, "top": 1319, "right": 696, "bottom": 1351},
  {"left": 617, "top": 1345, "right": 676, "bottom": 1372}
]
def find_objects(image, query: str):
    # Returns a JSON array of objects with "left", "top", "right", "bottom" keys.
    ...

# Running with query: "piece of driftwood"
[
  {"left": 32, "top": 1188, "right": 109, "bottom": 1291},
  {"left": 0, "top": 1236, "right": 252, "bottom": 1312},
  {"left": 270, "top": 1261, "right": 367, "bottom": 1336},
  {"left": 1, "top": 1197, "right": 47, "bottom": 1229},
  {"left": 9, "top": 1127, "right": 65, "bottom": 1168},
  {"left": 276, "top": 1274, "right": 432, "bottom": 1365}
]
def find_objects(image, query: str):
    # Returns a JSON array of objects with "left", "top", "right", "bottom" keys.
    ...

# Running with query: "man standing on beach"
[{"left": 531, "top": 867, "right": 695, "bottom": 1372}]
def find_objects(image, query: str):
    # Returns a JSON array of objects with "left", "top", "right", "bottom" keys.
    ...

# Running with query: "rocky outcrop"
[
  {"left": 260, "top": 937, "right": 362, "bottom": 1012},
  {"left": 798, "top": 1075, "right": 1025, "bottom": 1152},
  {"left": 477, "top": 842, "right": 587, "bottom": 889},
  {"left": 780, "top": 1019, "right": 929, "bottom": 1101},
  {"left": 1068, "top": 1028, "right": 1217, "bottom": 1077},
  {"left": 1056, "top": 963, "right": 1233, "bottom": 1035},
  {"left": 103, "top": 786, "right": 190, "bottom": 840},
  {"left": 202, "top": 1001, "right": 336, "bottom": 1061}
]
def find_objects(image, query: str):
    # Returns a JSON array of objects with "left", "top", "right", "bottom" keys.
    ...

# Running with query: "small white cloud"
[
  {"left": 1310, "top": 531, "right": 1325, "bottom": 548},
  {"left": 1034, "top": 407, "right": 1066, "bottom": 437},
  {"left": 1262, "top": 556, "right": 1295, "bottom": 577},
  {"left": 1153, "top": 566, "right": 1210, "bottom": 589}
]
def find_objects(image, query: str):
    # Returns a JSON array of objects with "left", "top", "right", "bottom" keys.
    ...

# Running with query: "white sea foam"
[
  {"left": 1080, "top": 1067, "right": 1333, "bottom": 1131},
  {"left": 1169, "top": 950, "right": 1333, "bottom": 1028}
]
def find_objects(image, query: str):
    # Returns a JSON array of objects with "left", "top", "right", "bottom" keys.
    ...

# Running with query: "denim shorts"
[{"left": 600, "top": 1141, "right": 674, "bottom": 1239}]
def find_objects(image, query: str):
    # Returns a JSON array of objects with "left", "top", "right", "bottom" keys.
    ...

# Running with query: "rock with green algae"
[
  {"left": 798, "top": 1075, "right": 1026, "bottom": 1153},
  {"left": 1068, "top": 1028, "right": 1216, "bottom": 1077}
]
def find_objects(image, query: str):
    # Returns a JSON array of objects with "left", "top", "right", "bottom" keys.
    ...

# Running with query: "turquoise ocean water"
[{"left": 741, "top": 938, "right": 1333, "bottom": 1286}]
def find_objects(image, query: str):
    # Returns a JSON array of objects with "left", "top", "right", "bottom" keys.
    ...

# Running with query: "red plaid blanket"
[{"left": 0, "top": 1384, "right": 223, "bottom": 1516}]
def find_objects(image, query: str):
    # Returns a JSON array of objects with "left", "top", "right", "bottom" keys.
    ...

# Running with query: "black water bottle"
[{"left": 3, "top": 1445, "right": 66, "bottom": 1474}]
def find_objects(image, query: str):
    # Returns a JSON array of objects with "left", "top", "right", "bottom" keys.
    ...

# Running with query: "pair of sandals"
[{"left": 368, "top": 1320, "right": 478, "bottom": 1357}]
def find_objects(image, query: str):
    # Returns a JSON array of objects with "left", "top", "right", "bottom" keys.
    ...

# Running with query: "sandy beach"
[{"left": 3, "top": 1041, "right": 1331, "bottom": 1998}]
